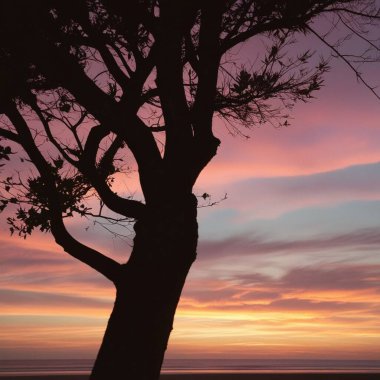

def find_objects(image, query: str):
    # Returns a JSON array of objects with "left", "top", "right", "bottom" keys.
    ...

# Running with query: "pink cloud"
[
  {"left": 218, "top": 162, "right": 380, "bottom": 217},
  {"left": 197, "top": 227, "right": 380, "bottom": 263}
]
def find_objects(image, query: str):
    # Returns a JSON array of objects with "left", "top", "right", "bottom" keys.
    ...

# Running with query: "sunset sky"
[{"left": 1, "top": 22, "right": 380, "bottom": 361}]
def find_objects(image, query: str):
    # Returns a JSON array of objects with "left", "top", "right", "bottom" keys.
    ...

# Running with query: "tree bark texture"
[{"left": 90, "top": 195, "right": 198, "bottom": 380}]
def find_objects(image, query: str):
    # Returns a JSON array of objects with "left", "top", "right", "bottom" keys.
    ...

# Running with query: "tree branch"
[
  {"left": 219, "top": 1, "right": 330, "bottom": 54},
  {"left": 190, "top": 2, "right": 225, "bottom": 181},
  {"left": 326, "top": 7, "right": 380, "bottom": 20},
  {"left": 3, "top": 102, "right": 122, "bottom": 283},
  {"left": 306, "top": 25, "right": 380, "bottom": 99},
  {"left": 0, "top": 127, "right": 21, "bottom": 143},
  {"left": 26, "top": 94, "right": 79, "bottom": 166},
  {"left": 29, "top": 25, "right": 162, "bottom": 202},
  {"left": 156, "top": 1, "right": 195, "bottom": 164},
  {"left": 80, "top": 125, "right": 146, "bottom": 219}
]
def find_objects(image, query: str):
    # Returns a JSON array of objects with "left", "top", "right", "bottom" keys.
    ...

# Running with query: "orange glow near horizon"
[{"left": 1, "top": 233, "right": 380, "bottom": 360}]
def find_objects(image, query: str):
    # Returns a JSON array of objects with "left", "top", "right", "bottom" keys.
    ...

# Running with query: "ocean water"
[{"left": 0, "top": 359, "right": 380, "bottom": 376}]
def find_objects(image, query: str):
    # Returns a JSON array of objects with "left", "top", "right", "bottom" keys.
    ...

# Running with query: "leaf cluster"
[
  {"left": 0, "top": 143, "right": 12, "bottom": 163},
  {"left": 3, "top": 159, "right": 91, "bottom": 238}
]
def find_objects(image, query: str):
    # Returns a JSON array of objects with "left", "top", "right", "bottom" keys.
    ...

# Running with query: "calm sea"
[{"left": 0, "top": 359, "right": 379, "bottom": 376}]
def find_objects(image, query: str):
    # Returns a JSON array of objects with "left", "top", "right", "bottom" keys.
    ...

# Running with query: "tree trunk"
[{"left": 90, "top": 195, "right": 198, "bottom": 380}]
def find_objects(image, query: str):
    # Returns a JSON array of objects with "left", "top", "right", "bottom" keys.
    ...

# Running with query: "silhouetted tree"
[{"left": 0, "top": 1, "right": 379, "bottom": 379}]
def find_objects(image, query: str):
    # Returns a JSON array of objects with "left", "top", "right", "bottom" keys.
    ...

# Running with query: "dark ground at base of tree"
[{"left": 0, "top": 373, "right": 379, "bottom": 380}]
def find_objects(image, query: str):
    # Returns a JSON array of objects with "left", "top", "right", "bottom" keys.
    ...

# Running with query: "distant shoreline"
[
  {"left": 2, "top": 359, "right": 379, "bottom": 377},
  {"left": 0, "top": 373, "right": 380, "bottom": 380}
]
